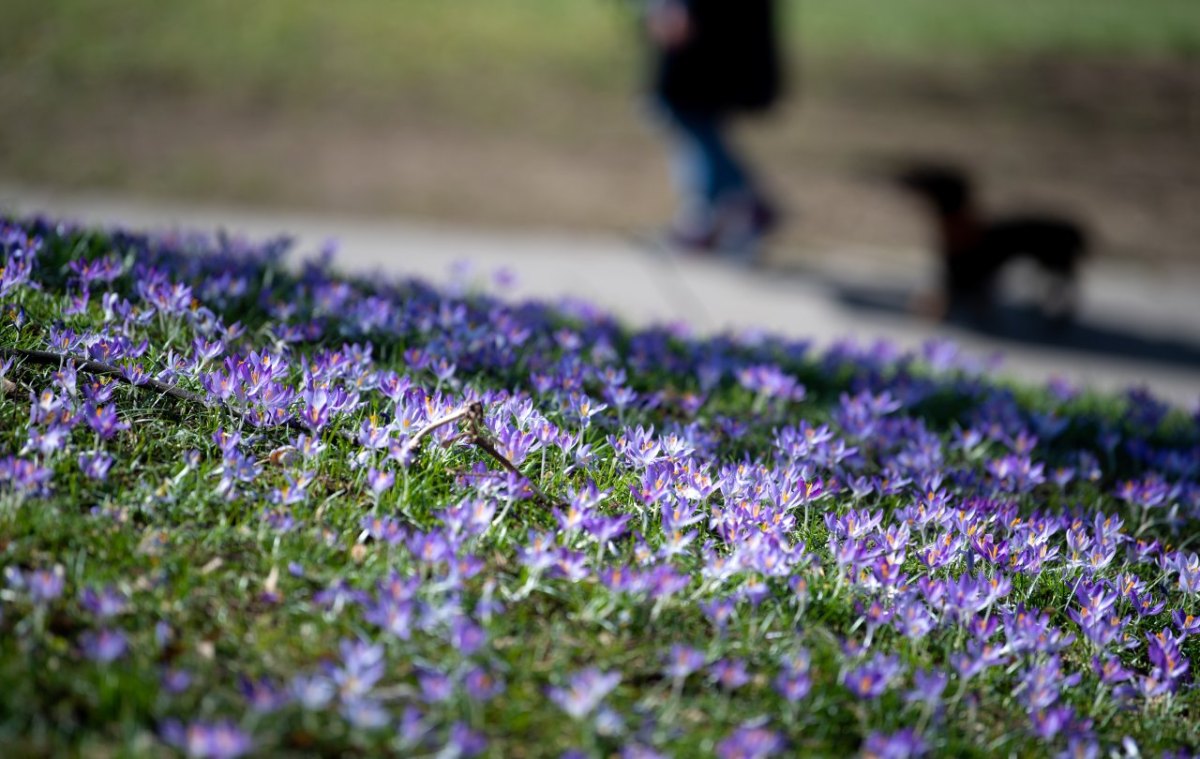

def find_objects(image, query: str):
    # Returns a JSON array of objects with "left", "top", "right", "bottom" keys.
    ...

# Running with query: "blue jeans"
[{"left": 657, "top": 102, "right": 755, "bottom": 232}]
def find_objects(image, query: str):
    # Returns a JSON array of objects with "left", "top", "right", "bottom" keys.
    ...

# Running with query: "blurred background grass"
[
  {"left": 2, "top": 0, "right": 1198, "bottom": 264},
  {"left": 5, "top": 0, "right": 1198, "bottom": 108}
]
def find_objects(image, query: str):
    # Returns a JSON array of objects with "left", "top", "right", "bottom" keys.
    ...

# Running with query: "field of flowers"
[{"left": 0, "top": 216, "right": 1198, "bottom": 757}]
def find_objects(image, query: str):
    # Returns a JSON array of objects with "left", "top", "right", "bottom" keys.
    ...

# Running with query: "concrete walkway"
[{"left": 3, "top": 185, "right": 1199, "bottom": 407}]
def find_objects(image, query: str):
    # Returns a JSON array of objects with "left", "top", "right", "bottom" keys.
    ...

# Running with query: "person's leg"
[
  {"left": 681, "top": 114, "right": 781, "bottom": 258},
  {"left": 703, "top": 123, "right": 779, "bottom": 257},
  {"left": 658, "top": 103, "right": 777, "bottom": 255},
  {"left": 659, "top": 105, "right": 748, "bottom": 246},
  {"left": 696, "top": 118, "right": 752, "bottom": 207}
]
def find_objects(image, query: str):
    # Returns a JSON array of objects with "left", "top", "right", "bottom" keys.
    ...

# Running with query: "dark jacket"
[{"left": 652, "top": 0, "right": 783, "bottom": 115}]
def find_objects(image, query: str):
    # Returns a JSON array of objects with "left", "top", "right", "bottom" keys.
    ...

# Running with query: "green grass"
[
  {"left": 2, "top": 216, "right": 1199, "bottom": 756},
  {"left": 3, "top": 0, "right": 1198, "bottom": 116},
  {"left": 800, "top": 0, "right": 1200, "bottom": 59}
]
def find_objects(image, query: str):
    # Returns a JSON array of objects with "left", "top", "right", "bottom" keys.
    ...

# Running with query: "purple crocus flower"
[
  {"left": 860, "top": 728, "right": 928, "bottom": 759},
  {"left": 950, "top": 641, "right": 1009, "bottom": 681},
  {"left": 444, "top": 722, "right": 487, "bottom": 758},
  {"left": 81, "top": 628, "right": 128, "bottom": 663},
  {"left": 449, "top": 618, "right": 487, "bottom": 656},
  {"left": 298, "top": 388, "right": 331, "bottom": 431},
  {"left": 892, "top": 597, "right": 936, "bottom": 641},
  {"left": 711, "top": 658, "right": 752, "bottom": 691},
  {"left": 314, "top": 579, "right": 369, "bottom": 613},
  {"left": 78, "top": 451, "right": 115, "bottom": 481},
  {"left": 494, "top": 427, "right": 537, "bottom": 467},
  {"left": 1173, "top": 609, "right": 1200, "bottom": 638},
  {"left": 397, "top": 705, "right": 427, "bottom": 746},
  {"left": 417, "top": 668, "right": 455, "bottom": 704},
  {"left": 0, "top": 455, "right": 54, "bottom": 496},
  {"left": 701, "top": 598, "right": 737, "bottom": 632},
  {"left": 773, "top": 651, "right": 812, "bottom": 702},
  {"left": 715, "top": 723, "right": 785, "bottom": 759},
  {"left": 1171, "top": 552, "right": 1200, "bottom": 595},
  {"left": 289, "top": 673, "right": 334, "bottom": 710},
  {"left": 1030, "top": 706, "right": 1075, "bottom": 740},
  {"left": 463, "top": 667, "right": 506, "bottom": 701},
  {"left": 361, "top": 514, "right": 405, "bottom": 546},
  {"left": 120, "top": 361, "right": 150, "bottom": 386},
  {"left": 80, "top": 376, "right": 116, "bottom": 405},
  {"left": 842, "top": 654, "right": 902, "bottom": 700},
  {"left": 162, "top": 719, "right": 252, "bottom": 759},
  {"left": 268, "top": 473, "right": 311, "bottom": 507},
  {"left": 1019, "top": 656, "right": 1080, "bottom": 712},
  {"left": 0, "top": 248, "right": 34, "bottom": 297},
  {"left": 262, "top": 507, "right": 300, "bottom": 535},
  {"left": 548, "top": 668, "right": 621, "bottom": 720},
  {"left": 1062, "top": 737, "right": 1101, "bottom": 759},
  {"left": 664, "top": 645, "right": 706, "bottom": 681},
  {"left": 366, "top": 467, "right": 395, "bottom": 497},
  {"left": 11, "top": 565, "right": 66, "bottom": 604},
  {"left": 585, "top": 513, "right": 632, "bottom": 546},
  {"left": 553, "top": 503, "right": 590, "bottom": 536},
  {"left": 238, "top": 676, "right": 288, "bottom": 713},
  {"left": 79, "top": 585, "right": 127, "bottom": 618},
  {"left": 329, "top": 638, "right": 385, "bottom": 700},
  {"left": 904, "top": 669, "right": 948, "bottom": 709},
  {"left": 340, "top": 697, "right": 390, "bottom": 730},
  {"left": 162, "top": 668, "right": 193, "bottom": 695},
  {"left": 25, "top": 425, "right": 70, "bottom": 456},
  {"left": 193, "top": 336, "right": 225, "bottom": 365},
  {"left": 155, "top": 621, "right": 173, "bottom": 649},
  {"left": 518, "top": 530, "right": 559, "bottom": 573},
  {"left": 358, "top": 416, "right": 390, "bottom": 450},
  {"left": 1146, "top": 630, "right": 1190, "bottom": 687},
  {"left": 84, "top": 403, "right": 129, "bottom": 439},
  {"left": 1004, "top": 604, "right": 1075, "bottom": 656},
  {"left": 294, "top": 433, "right": 326, "bottom": 459}
]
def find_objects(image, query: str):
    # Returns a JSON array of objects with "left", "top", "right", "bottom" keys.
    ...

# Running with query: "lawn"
[
  {"left": 4, "top": 0, "right": 1199, "bottom": 114},
  {"left": 1, "top": 215, "right": 1198, "bottom": 756}
]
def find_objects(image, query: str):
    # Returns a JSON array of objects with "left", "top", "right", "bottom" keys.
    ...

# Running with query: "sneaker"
[
  {"left": 664, "top": 222, "right": 720, "bottom": 254},
  {"left": 714, "top": 195, "right": 780, "bottom": 263},
  {"left": 749, "top": 197, "right": 780, "bottom": 239}
]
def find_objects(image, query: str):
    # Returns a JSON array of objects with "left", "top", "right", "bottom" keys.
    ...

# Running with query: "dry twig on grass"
[
  {"left": 4, "top": 347, "right": 560, "bottom": 508},
  {"left": 402, "top": 400, "right": 559, "bottom": 509}
]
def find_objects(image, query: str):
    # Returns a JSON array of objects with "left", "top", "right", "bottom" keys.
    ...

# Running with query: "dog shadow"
[{"left": 826, "top": 277, "right": 1200, "bottom": 370}]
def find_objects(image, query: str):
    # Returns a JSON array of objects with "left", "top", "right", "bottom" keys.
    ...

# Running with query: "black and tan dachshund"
[{"left": 896, "top": 165, "right": 1088, "bottom": 322}]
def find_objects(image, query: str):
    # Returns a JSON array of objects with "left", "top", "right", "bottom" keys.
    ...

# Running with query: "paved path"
[{"left": 3, "top": 186, "right": 1199, "bottom": 407}]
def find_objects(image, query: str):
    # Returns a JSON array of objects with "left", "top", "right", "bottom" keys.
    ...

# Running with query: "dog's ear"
[{"left": 895, "top": 164, "right": 973, "bottom": 213}]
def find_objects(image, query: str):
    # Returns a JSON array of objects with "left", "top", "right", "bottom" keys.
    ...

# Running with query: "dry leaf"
[{"left": 264, "top": 446, "right": 297, "bottom": 467}]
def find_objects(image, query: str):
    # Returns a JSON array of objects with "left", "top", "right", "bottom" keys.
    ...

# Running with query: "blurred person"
[{"left": 644, "top": 0, "right": 785, "bottom": 259}]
